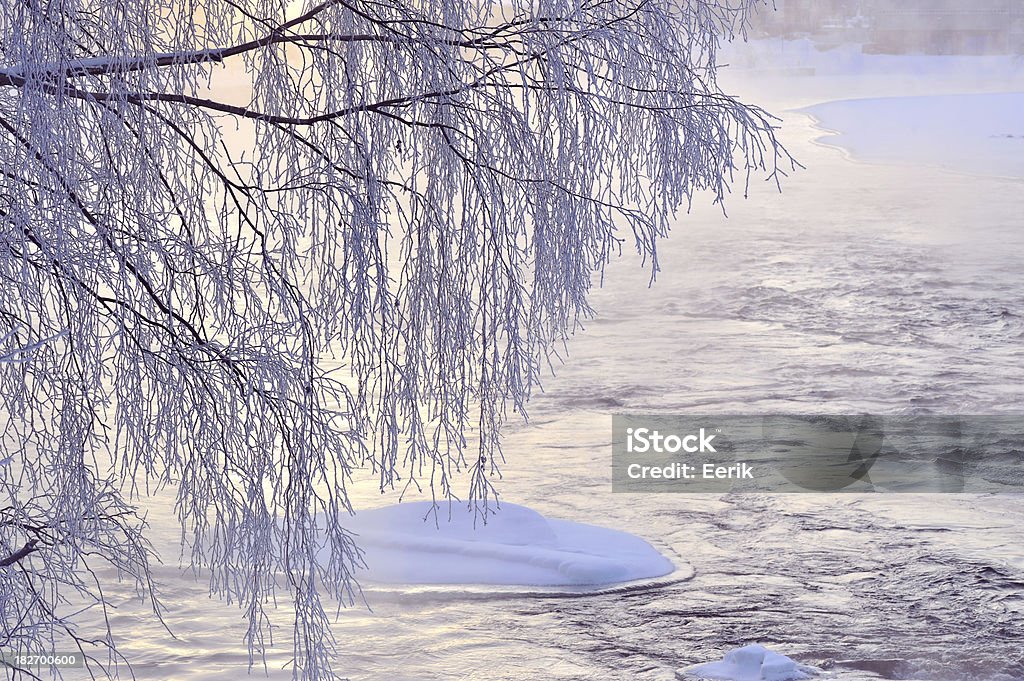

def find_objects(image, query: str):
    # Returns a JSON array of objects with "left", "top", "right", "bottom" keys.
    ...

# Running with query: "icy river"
[{"left": 91, "top": 47, "right": 1024, "bottom": 681}]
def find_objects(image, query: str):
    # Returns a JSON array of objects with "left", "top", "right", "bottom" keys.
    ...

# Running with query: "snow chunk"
[
  {"left": 681, "top": 645, "right": 818, "bottom": 681},
  {"left": 330, "top": 501, "right": 674, "bottom": 586}
]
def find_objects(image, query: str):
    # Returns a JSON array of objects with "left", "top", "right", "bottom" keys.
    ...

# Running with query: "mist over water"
[{"left": 80, "top": 39, "right": 1024, "bottom": 681}]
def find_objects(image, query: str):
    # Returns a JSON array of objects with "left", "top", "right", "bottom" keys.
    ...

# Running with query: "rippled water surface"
[{"left": 82, "top": 61, "right": 1024, "bottom": 681}]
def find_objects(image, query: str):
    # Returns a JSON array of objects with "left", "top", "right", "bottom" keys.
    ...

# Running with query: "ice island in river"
[
  {"left": 681, "top": 644, "right": 819, "bottom": 681},
  {"left": 324, "top": 501, "right": 675, "bottom": 587}
]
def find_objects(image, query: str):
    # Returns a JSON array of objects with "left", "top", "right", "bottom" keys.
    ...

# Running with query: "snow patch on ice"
[
  {"left": 329, "top": 501, "right": 674, "bottom": 587},
  {"left": 681, "top": 645, "right": 819, "bottom": 681}
]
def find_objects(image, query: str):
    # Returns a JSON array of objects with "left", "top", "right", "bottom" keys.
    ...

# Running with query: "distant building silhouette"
[{"left": 752, "top": 0, "right": 1024, "bottom": 54}]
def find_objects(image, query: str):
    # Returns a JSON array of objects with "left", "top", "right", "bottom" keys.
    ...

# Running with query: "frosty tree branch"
[
  {"left": 1, "top": 0, "right": 792, "bottom": 678},
  {"left": 0, "top": 539, "right": 37, "bottom": 568}
]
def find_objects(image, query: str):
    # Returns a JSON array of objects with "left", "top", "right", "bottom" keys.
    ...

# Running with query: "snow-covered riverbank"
[{"left": 803, "top": 92, "right": 1024, "bottom": 179}]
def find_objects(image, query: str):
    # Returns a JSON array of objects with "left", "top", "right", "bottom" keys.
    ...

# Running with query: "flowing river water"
[{"left": 74, "top": 51, "right": 1024, "bottom": 681}]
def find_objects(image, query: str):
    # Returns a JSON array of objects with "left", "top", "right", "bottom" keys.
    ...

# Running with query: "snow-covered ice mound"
[
  {"left": 681, "top": 645, "right": 818, "bottom": 681},
  {"left": 332, "top": 501, "right": 674, "bottom": 586}
]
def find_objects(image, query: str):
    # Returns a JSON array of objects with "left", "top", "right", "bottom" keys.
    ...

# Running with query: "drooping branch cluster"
[{"left": 0, "top": 0, "right": 789, "bottom": 678}]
